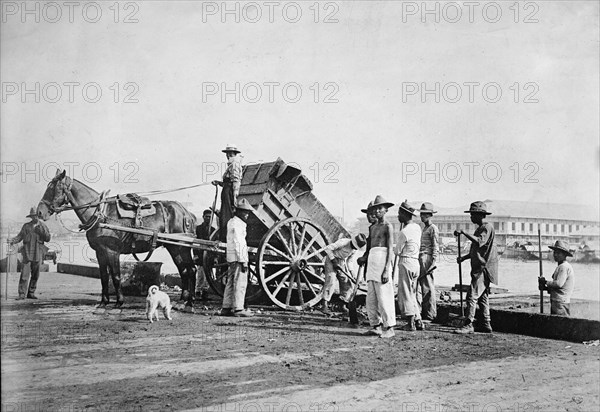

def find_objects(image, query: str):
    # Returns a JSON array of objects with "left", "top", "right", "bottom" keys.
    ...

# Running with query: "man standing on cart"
[{"left": 212, "top": 144, "right": 243, "bottom": 242}]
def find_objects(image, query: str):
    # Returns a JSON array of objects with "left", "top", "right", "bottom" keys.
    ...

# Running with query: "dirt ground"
[{"left": 1, "top": 272, "right": 599, "bottom": 412}]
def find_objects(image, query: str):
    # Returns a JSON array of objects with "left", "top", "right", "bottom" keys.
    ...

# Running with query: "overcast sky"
[{"left": 1, "top": 1, "right": 599, "bottom": 228}]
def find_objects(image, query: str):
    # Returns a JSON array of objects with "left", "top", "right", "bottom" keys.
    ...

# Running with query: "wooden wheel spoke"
[
  {"left": 303, "top": 245, "right": 328, "bottom": 262},
  {"left": 285, "top": 271, "right": 295, "bottom": 305},
  {"left": 288, "top": 222, "right": 298, "bottom": 256},
  {"left": 265, "top": 266, "right": 290, "bottom": 283},
  {"left": 305, "top": 262, "right": 325, "bottom": 267},
  {"left": 272, "top": 270, "right": 292, "bottom": 296},
  {"left": 298, "top": 223, "right": 307, "bottom": 256},
  {"left": 304, "top": 266, "right": 325, "bottom": 283},
  {"left": 265, "top": 243, "right": 292, "bottom": 261},
  {"left": 300, "top": 235, "right": 318, "bottom": 259},
  {"left": 296, "top": 272, "right": 304, "bottom": 305},
  {"left": 275, "top": 229, "right": 295, "bottom": 259},
  {"left": 263, "top": 261, "right": 292, "bottom": 266},
  {"left": 300, "top": 270, "right": 318, "bottom": 298}
]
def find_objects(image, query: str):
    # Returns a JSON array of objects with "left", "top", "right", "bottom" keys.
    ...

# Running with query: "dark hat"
[
  {"left": 222, "top": 144, "right": 241, "bottom": 154},
  {"left": 371, "top": 195, "right": 394, "bottom": 209},
  {"left": 418, "top": 202, "right": 437, "bottom": 214},
  {"left": 464, "top": 201, "right": 492, "bottom": 215},
  {"left": 398, "top": 200, "right": 418, "bottom": 216},
  {"left": 26, "top": 207, "right": 38, "bottom": 218},
  {"left": 360, "top": 201, "right": 374, "bottom": 214},
  {"left": 202, "top": 209, "right": 212, "bottom": 215},
  {"left": 351, "top": 234, "right": 367, "bottom": 249},
  {"left": 236, "top": 198, "right": 255, "bottom": 213},
  {"left": 548, "top": 240, "right": 573, "bottom": 257}
]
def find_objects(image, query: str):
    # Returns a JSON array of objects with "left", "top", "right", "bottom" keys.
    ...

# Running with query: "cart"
[{"left": 100, "top": 158, "right": 350, "bottom": 311}]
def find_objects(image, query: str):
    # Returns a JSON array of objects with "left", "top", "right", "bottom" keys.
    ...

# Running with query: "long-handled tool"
[
  {"left": 348, "top": 264, "right": 364, "bottom": 325},
  {"left": 5, "top": 233, "right": 11, "bottom": 301},
  {"left": 456, "top": 232, "right": 464, "bottom": 317},
  {"left": 538, "top": 227, "right": 544, "bottom": 313},
  {"left": 209, "top": 184, "right": 219, "bottom": 236}
]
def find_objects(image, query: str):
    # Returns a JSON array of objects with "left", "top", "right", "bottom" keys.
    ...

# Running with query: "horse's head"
[{"left": 37, "top": 169, "right": 73, "bottom": 220}]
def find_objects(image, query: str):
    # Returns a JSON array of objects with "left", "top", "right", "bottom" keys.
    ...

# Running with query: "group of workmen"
[
  {"left": 194, "top": 144, "right": 576, "bottom": 332},
  {"left": 8, "top": 143, "right": 575, "bottom": 331}
]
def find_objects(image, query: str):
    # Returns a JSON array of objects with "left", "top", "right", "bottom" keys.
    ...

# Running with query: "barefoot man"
[{"left": 364, "top": 195, "right": 396, "bottom": 338}]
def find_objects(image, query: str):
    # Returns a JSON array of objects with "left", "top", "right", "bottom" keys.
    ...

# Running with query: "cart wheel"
[
  {"left": 257, "top": 217, "right": 330, "bottom": 311},
  {"left": 202, "top": 228, "right": 264, "bottom": 303}
]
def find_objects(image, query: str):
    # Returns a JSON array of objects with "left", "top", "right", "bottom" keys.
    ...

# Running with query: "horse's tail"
[{"left": 149, "top": 285, "right": 159, "bottom": 295}]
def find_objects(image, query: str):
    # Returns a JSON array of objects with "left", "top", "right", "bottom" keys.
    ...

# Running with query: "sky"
[{"left": 1, "top": 0, "right": 599, "bottom": 229}]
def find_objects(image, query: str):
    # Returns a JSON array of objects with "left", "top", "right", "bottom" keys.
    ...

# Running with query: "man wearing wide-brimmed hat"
[
  {"left": 8, "top": 207, "right": 51, "bottom": 299},
  {"left": 212, "top": 144, "right": 243, "bottom": 242},
  {"left": 357, "top": 201, "right": 377, "bottom": 269},
  {"left": 220, "top": 198, "right": 255, "bottom": 317},
  {"left": 396, "top": 200, "right": 423, "bottom": 331},
  {"left": 320, "top": 234, "right": 368, "bottom": 315},
  {"left": 539, "top": 240, "right": 575, "bottom": 316},
  {"left": 417, "top": 202, "right": 439, "bottom": 321},
  {"left": 363, "top": 195, "right": 396, "bottom": 338},
  {"left": 454, "top": 201, "right": 498, "bottom": 334}
]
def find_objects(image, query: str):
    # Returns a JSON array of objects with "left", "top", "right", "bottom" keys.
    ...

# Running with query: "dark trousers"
[
  {"left": 18, "top": 261, "right": 40, "bottom": 296},
  {"left": 219, "top": 181, "right": 235, "bottom": 242}
]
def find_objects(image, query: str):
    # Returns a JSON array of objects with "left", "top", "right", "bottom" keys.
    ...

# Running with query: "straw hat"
[
  {"left": 418, "top": 202, "right": 437, "bottom": 214},
  {"left": 360, "top": 201, "right": 374, "bottom": 214},
  {"left": 548, "top": 240, "right": 573, "bottom": 257},
  {"left": 26, "top": 207, "right": 38, "bottom": 218},
  {"left": 351, "top": 234, "right": 367, "bottom": 249},
  {"left": 398, "top": 200, "right": 418, "bottom": 216},
  {"left": 464, "top": 201, "right": 492, "bottom": 215},
  {"left": 371, "top": 195, "right": 394, "bottom": 209},
  {"left": 222, "top": 144, "right": 241, "bottom": 154}
]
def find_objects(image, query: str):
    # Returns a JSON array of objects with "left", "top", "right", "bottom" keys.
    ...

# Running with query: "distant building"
[{"left": 356, "top": 199, "right": 599, "bottom": 247}]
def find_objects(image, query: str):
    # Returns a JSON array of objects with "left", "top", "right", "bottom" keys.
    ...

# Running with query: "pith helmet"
[
  {"left": 548, "top": 240, "right": 573, "bottom": 257},
  {"left": 464, "top": 201, "right": 492, "bottom": 215},
  {"left": 222, "top": 144, "right": 241, "bottom": 154}
]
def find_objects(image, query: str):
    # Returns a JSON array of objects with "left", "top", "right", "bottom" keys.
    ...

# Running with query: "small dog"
[{"left": 146, "top": 285, "right": 172, "bottom": 323}]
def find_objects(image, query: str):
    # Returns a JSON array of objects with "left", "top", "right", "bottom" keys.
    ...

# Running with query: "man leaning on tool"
[
  {"left": 539, "top": 240, "right": 575, "bottom": 316},
  {"left": 320, "top": 233, "right": 367, "bottom": 315},
  {"left": 8, "top": 207, "right": 51, "bottom": 300},
  {"left": 417, "top": 202, "right": 439, "bottom": 322},
  {"left": 212, "top": 144, "right": 243, "bottom": 242},
  {"left": 454, "top": 201, "right": 498, "bottom": 334},
  {"left": 220, "top": 198, "right": 255, "bottom": 318}
]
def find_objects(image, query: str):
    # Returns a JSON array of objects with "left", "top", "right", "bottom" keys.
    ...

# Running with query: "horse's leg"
[
  {"left": 166, "top": 246, "right": 196, "bottom": 309},
  {"left": 97, "top": 248, "right": 110, "bottom": 307},
  {"left": 107, "top": 249, "right": 124, "bottom": 307}
]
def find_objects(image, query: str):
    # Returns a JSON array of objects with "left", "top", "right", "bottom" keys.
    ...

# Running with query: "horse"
[{"left": 37, "top": 170, "right": 198, "bottom": 309}]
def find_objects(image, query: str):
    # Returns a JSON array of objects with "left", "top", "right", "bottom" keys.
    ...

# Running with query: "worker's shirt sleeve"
[
  {"left": 474, "top": 224, "right": 491, "bottom": 247},
  {"left": 547, "top": 264, "right": 568, "bottom": 289},
  {"left": 325, "top": 238, "right": 352, "bottom": 260},
  {"left": 35, "top": 222, "right": 51, "bottom": 242},
  {"left": 396, "top": 231, "right": 407, "bottom": 256}
]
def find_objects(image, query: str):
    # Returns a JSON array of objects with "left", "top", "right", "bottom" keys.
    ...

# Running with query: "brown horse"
[{"left": 37, "top": 170, "right": 197, "bottom": 308}]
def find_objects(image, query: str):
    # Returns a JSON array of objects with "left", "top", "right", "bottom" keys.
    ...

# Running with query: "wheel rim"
[
  {"left": 257, "top": 217, "right": 330, "bottom": 311},
  {"left": 202, "top": 228, "right": 264, "bottom": 303}
]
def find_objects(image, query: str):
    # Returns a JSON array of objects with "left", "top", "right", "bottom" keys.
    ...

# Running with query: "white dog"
[{"left": 146, "top": 285, "right": 172, "bottom": 323}]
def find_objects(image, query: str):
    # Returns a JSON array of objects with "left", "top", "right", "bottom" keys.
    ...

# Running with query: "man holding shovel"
[
  {"left": 454, "top": 201, "right": 498, "bottom": 334},
  {"left": 539, "top": 240, "right": 575, "bottom": 316},
  {"left": 319, "top": 234, "right": 367, "bottom": 315}
]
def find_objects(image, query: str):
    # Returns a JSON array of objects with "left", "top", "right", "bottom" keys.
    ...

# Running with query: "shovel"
[{"left": 348, "top": 265, "right": 364, "bottom": 325}]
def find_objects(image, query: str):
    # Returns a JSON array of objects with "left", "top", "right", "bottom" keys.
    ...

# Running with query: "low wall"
[{"left": 437, "top": 304, "right": 600, "bottom": 343}]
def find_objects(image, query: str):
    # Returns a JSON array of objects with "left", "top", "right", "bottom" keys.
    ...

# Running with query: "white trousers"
[
  {"left": 397, "top": 258, "right": 421, "bottom": 319},
  {"left": 366, "top": 280, "right": 396, "bottom": 328}
]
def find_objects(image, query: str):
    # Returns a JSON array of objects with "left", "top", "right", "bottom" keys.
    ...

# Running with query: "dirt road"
[{"left": 1, "top": 272, "right": 599, "bottom": 411}]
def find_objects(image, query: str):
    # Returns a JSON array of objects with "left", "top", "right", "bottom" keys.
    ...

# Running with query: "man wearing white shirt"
[
  {"left": 220, "top": 198, "right": 255, "bottom": 317},
  {"left": 540, "top": 240, "right": 575, "bottom": 316},
  {"left": 396, "top": 201, "right": 423, "bottom": 331}
]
